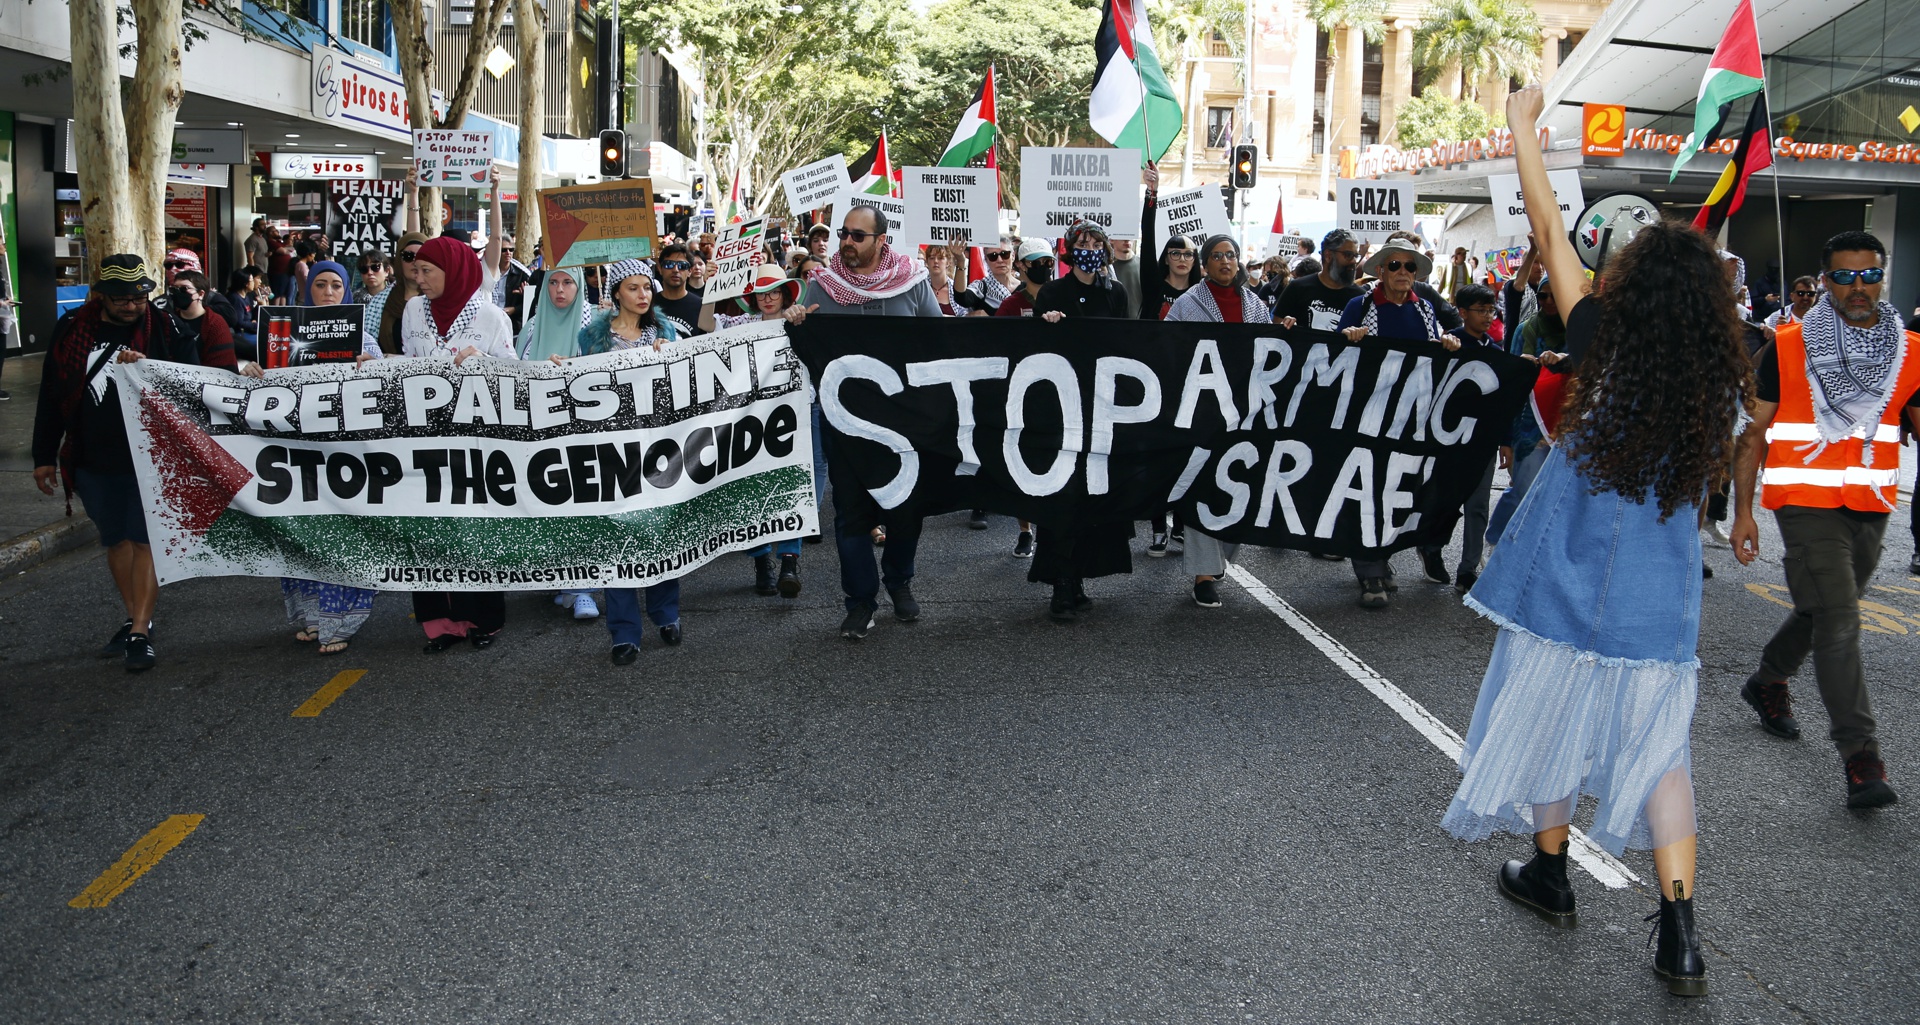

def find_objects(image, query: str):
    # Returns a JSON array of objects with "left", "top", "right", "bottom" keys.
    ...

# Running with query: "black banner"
[
  {"left": 325, "top": 179, "right": 403, "bottom": 261},
  {"left": 791, "top": 316, "right": 1538, "bottom": 557},
  {"left": 262, "top": 304, "right": 365, "bottom": 368}
]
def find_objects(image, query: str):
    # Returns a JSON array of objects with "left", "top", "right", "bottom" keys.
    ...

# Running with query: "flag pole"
[{"left": 1758, "top": 20, "right": 1787, "bottom": 317}]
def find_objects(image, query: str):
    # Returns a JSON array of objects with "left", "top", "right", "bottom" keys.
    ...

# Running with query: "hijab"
[
  {"left": 302, "top": 260, "right": 354, "bottom": 306},
  {"left": 378, "top": 231, "right": 430, "bottom": 355},
  {"left": 414, "top": 236, "right": 483, "bottom": 336},
  {"left": 518, "top": 268, "right": 583, "bottom": 360}
]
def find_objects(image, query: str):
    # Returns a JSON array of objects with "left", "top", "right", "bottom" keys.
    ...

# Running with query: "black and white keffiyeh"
[
  {"left": 1164, "top": 282, "right": 1272, "bottom": 324},
  {"left": 1797, "top": 297, "right": 1906, "bottom": 464},
  {"left": 1359, "top": 288, "right": 1444, "bottom": 340},
  {"left": 969, "top": 273, "right": 1014, "bottom": 310}
]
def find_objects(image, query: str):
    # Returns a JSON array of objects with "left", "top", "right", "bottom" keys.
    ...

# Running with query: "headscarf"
[
  {"left": 518, "top": 268, "right": 584, "bottom": 360},
  {"left": 165, "top": 248, "right": 203, "bottom": 275},
  {"left": 414, "top": 236, "right": 483, "bottom": 336},
  {"left": 377, "top": 231, "right": 430, "bottom": 355},
  {"left": 302, "top": 260, "right": 354, "bottom": 307}
]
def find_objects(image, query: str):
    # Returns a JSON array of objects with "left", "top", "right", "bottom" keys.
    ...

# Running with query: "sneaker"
[
  {"left": 1845, "top": 751, "right": 1899, "bottom": 809},
  {"left": 1702, "top": 562, "right": 1714, "bottom": 580},
  {"left": 777, "top": 554, "right": 802, "bottom": 598},
  {"left": 1192, "top": 578, "right": 1222, "bottom": 608},
  {"left": 1312, "top": 552, "right": 1346, "bottom": 562},
  {"left": 1420, "top": 549, "right": 1451, "bottom": 585},
  {"left": 553, "top": 592, "right": 573, "bottom": 609},
  {"left": 610, "top": 643, "right": 640, "bottom": 666},
  {"left": 100, "top": 620, "right": 134, "bottom": 658},
  {"left": 1168, "top": 529, "right": 1185, "bottom": 551},
  {"left": 1454, "top": 568, "right": 1479, "bottom": 593},
  {"left": 658, "top": 622, "right": 683, "bottom": 646},
  {"left": 839, "top": 602, "right": 877, "bottom": 640},
  {"left": 1909, "top": 552, "right": 1919, "bottom": 575},
  {"left": 1358, "top": 578, "right": 1390, "bottom": 609},
  {"left": 0, "top": 389, "right": 10, "bottom": 401},
  {"left": 753, "top": 554, "right": 778, "bottom": 595},
  {"left": 888, "top": 585, "right": 920, "bottom": 622},
  {"left": 968, "top": 509, "right": 989, "bottom": 530},
  {"left": 1739, "top": 674, "right": 1800, "bottom": 739},
  {"left": 124, "top": 633, "right": 156, "bottom": 672},
  {"left": 1702, "top": 522, "right": 1732, "bottom": 548},
  {"left": 1049, "top": 581, "right": 1078, "bottom": 622},
  {"left": 1147, "top": 532, "right": 1168, "bottom": 557},
  {"left": 1013, "top": 531, "right": 1034, "bottom": 558},
  {"left": 572, "top": 592, "right": 600, "bottom": 620}
]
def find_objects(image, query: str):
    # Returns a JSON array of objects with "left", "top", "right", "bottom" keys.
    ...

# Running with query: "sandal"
[
  {"left": 294, "top": 628, "right": 319, "bottom": 643},
  {"left": 871, "top": 526, "right": 887, "bottom": 547},
  {"left": 318, "top": 640, "right": 349, "bottom": 656}
]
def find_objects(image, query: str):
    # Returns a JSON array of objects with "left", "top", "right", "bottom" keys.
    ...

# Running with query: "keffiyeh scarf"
[
  {"left": 1361, "top": 285, "right": 1443, "bottom": 339},
  {"left": 1166, "top": 281, "right": 1271, "bottom": 324},
  {"left": 811, "top": 246, "right": 927, "bottom": 307},
  {"left": 969, "top": 273, "right": 1014, "bottom": 309},
  {"left": 1796, "top": 297, "right": 1907, "bottom": 481}
]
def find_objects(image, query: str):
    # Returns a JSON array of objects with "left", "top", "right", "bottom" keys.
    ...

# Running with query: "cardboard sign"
[
  {"left": 325, "top": 179, "right": 404, "bottom": 260},
  {"left": 1154, "top": 185, "right": 1232, "bottom": 244},
  {"left": 1019, "top": 147, "right": 1139, "bottom": 240},
  {"left": 1487, "top": 169, "right": 1586, "bottom": 236},
  {"left": 261, "top": 305, "right": 366, "bottom": 368},
  {"left": 704, "top": 217, "right": 767, "bottom": 300},
  {"left": 539, "top": 179, "right": 659, "bottom": 267},
  {"left": 899, "top": 166, "right": 998, "bottom": 247},
  {"left": 1335, "top": 179, "right": 1417, "bottom": 243},
  {"left": 413, "top": 129, "right": 496, "bottom": 188},
  {"left": 781, "top": 155, "right": 850, "bottom": 214},
  {"left": 828, "top": 190, "right": 910, "bottom": 242}
]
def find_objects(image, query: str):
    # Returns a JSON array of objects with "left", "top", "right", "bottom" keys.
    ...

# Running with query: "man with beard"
[
  {"left": 786, "top": 204, "right": 942, "bottom": 639},
  {"left": 651, "top": 242, "right": 706, "bottom": 337},
  {"left": 1276, "top": 227, "right": 1364, "bottom": 333},
  {"left": 1732, "top": 230, "right": 1920, "bottom": 810}
]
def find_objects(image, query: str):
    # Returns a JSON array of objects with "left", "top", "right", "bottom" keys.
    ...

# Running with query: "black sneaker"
[
  {"left": 1454, "top": 568, "right": 1479, "bottom": 593},
  {"left": 1702, "top": 562, "right": 1714, "bottom": 580},
  {"left": 1420, "top": 549, "right": 1451, "bottom": 585},
  {"left": 1845, "top": 751, "right": 1899, "bottom": 809},
  {"left": 1740, "top": 674, "right": 1801, "bottom": 739},
  {"left": 1013, "top": 531, "right": 1034, "bottom": 558},
  {"left": 1358, "top": 578, "right": 1390, "bottom": 609},
  {"left": 101, "top": 620, "right": 134, "bottom": 658},
  {"left": 777, "top": 554, "right": 802, "bottom": 598},
  {"left": 658, "top": 622, "right": 683, "bottom": 646},
  {"left": 1168, "top": 529, "right": 1185, "bottom": 551},
  {"left": 124, "top": 633, "right": 156, "bottom": 672},
  {"left": 968, "top": 510, "right": 989, "bottom": 530},
  {"left": 610, "top": 643, "right": 640, "bottom": 665},
  {"left": 1909, "top": 552, "right": 1919, "bottom": 575},
  {"left": 888, "top": 586, "right": 920, "bottom": 622},
  {"left": 840, "top": 602, "right": 877, "bottom": 640},
  {"left": 1069, "top": 580, "right": 1093, "bottom": 611},
  {"left": 1192, "top": 578, "right": 1222, "bottom": 608},
  {"left": 0, "top": 389, "right": 11, "bottom": 401},
  {"left": 1147, "top": 532, "right": 1168, "bottom": 557}
]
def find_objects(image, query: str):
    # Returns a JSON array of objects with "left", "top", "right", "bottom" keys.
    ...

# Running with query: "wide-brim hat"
[
  {"left": 1362, "top": 240, "right": 1432, "bottom": 279},
  {"left": 735, "top": 265, "right": 803, "bottom": 311},
  {"left": 96, "top": 254, "right": 157, "bottom": 297}
]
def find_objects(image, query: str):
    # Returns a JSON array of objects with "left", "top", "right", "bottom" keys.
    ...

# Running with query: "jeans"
[
  {"left": 1758, "top": 506, "right": 1889, "bottom": 758},
  {"left": 822, "top": 425, "right": 920, "bottom": 610},
  {"left": 1422, "top": 454, "right": 1497, "bottom": 573},
  {"left": 748, "top": 538, "right": 803, "bottom": 558},
  {"left": 604, "top": 582, "right": 681, "bottom": 646},
  {"left": 1487, "top": 443, "right": 1549, "bottom": 546}
]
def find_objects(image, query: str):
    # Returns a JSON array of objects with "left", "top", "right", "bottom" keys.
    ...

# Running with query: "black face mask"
[{"left": 168, "top": 287, "right": 196, "bottom": 309}]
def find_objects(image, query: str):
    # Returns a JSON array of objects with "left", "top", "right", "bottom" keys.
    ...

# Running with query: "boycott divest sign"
[
  {"left": 1019, "top": 147, "right": 1140, "bottom": 240},
  {"left": 789, "top": 317, "right": 1535, "bottom": 554},
  {"left": 115, "top": 322, "right": 817, "bottom": 591}
]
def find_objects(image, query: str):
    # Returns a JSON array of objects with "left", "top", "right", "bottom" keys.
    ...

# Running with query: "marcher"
[
  {"left": 1139, "top": 236, "right": 1197, "bottom": 321},
  {"left": 652, "top": 242, "right": 706, "bottom": 337},
  {"left": 223, "top": 269, "right": 261, "bottom": 361},
  {"left": 963, "top": 235, "right": 1018, "bottom": 315},
  {"left": 1424, "top": 283, "right": 1502, "bottom": 592},
  {"left": 364, "top": 232, "right": 428, "bottom": 356},
  {"left": 164, "top": 249, "right": 242, "bottom": 334},
  {"left": 806, "top": 223, "right": 832, "bottom": 260},
  {"left": 1274, "top": 228, "right": 1363, "bottom": 332},
  {"left": 785, "top": 204, "right": 943, "bottom": 639},
  {"left": 511, "top": 265, "right": 604, "bottom": 621},
  {"left": 31, "top": 255, "right": 241, "bottom": 671},
  {"left": 164, "top": 271, "right": 236, "bottom": 373},
  {"left": 992, "top": 240, "right": 1055, "bottom": 320},
  {"left": 923, "top": 245, "right": 963, "bottom": 316},
  {"left": 1764, "top": 275, "right": 1819, "bottom": 330},
  {"left": 1442, "top": 84, "right": 1754, "bottom": 998},
  {"left": 1731, "top": 229, "right": 1920, "bottom": 810},
  {"left": 244, "top": 217, "right": 273, "bottom": 272}
]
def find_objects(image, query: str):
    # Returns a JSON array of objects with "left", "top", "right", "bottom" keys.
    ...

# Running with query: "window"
[
  {"left": 253, "top": 0, "right": 314, "bottom": 18},
  {"left": 1206, "top": 107, "right": 1234, "bottom": 148},
  {"left": 340, "top": 0, "right": 385, "bottom": 49},
  {"left": 1312, "top": 29, "right": 1330, "bottom": 154},
  {"left": 1360, "top": 32, "right": 1383, "bottom": 147},
  {"left": 1559, "top": 31, "right": 1585, "bottom": 66}
]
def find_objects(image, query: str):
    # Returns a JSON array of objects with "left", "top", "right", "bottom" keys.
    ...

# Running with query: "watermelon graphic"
[
  {"left": 138, "top": 388, "right": 253, "bottom": 540},
  {"left": 544, "top": 200, "right": 590, "bottom": 263}
]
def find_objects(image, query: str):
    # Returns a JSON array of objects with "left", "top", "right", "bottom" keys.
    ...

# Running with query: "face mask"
[
  {"left": 168, "top": 287, "right": 195, "bottom": 308},
  {"left": 1024, "top": 260, "right": 1053, "bottom": 284},
  {"left": 1069, "top": 248, "right": 1107, "bottom": 273}
]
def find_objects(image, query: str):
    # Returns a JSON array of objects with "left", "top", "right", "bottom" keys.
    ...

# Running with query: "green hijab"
[{"left": 517, "top": 268, "right": 585, "bottom": 360}]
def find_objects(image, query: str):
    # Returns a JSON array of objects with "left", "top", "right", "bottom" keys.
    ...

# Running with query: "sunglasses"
[
  {"left": 1792, "top": 290, "right": 1816, "bottom": 298},
  {"left": 399, "top": 249, "right": 422, "bottom": 262},
  {"left": 1826, "top": 268, "right": 1884, "bottom": 285},
  {"left": 836, "top": 229, "right": 881, "bottom": 242},
  {"left": 1380, "top": 260, "right": 1417, "bottom": 273},
  {"left": 163, "top": 260, "right": 192, "bottom": 269},
  {"left": 986, "top": 251, "right": 1011, "bottom": 260},
  {"left": 660, "top": 261, "right": 691, "bottom": 271}
]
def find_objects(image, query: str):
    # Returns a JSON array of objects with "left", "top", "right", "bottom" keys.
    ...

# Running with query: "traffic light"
[
  {"left": 598, "top": 130, "right": 627, "bottom": 178},
  {"left": 1231, "top": 144, "right": 1258, "bottom": 189},
  {"left": 692, "top": 173, "right": 706, "bottom": 198}
]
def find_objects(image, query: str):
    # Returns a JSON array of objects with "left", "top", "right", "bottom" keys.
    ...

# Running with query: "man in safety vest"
[{"left": 1732, "top": 230, "right": 1920, "bottom": 810}]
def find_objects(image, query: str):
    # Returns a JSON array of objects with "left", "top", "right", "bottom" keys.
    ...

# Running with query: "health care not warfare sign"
[
  {"left": 789, "top": 317, "right": 1536, "bottom": 554},
  {"left": 116, "top": 322, "right": 816, "bottom": 591}
]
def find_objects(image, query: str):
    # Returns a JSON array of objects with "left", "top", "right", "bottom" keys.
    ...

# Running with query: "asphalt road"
[{"left": 2, "top": 499, "right": 1917, "bottom": 1023}]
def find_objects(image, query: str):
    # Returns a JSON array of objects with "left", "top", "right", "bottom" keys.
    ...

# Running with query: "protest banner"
[
  {"left": 704, "top": 217, "right": 767, "bottom": 300},
  {"left": 539, "top": 178, "right": 659, "bottom": 266},
  {"left": 117, "top": 321, "right": 817, "bottom": 591},
  {"left": 1018, "top": 147, "right": 1140, "bottom": 240},
  {"left": 1154, "top": 185, "right": 1232, "bottom": 245},
  {"left": 1336, "top": 179, "right": 1417, "bottom": 242},
  {"left": 412, "top": 129, "right": 496, "bottom": 188},
  {"left": 1487, "top": 168, "right": 1585, "bottom": 236},
  {"left": 325, "top": 179, "right": 404, "bottom": 260},
  {"left": 789, "top": 316, "right": 1535, "bottom": 554},
  {"left": 899, "top": 166, "right": 999, "bottom": 247},
  {"left": 261, "top": 305, "right": 366, "bottom": 369},
  {"left": 781, "top": 155, "right": 850, "bottom": 215}
]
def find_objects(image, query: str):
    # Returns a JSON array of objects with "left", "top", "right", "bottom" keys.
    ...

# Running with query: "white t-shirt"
[{"left": 396, "top": 293, "right": 518, "bottom": 359}]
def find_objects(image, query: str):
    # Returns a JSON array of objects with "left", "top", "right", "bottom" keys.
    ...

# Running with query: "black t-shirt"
[
  {"left": 1751, "top": 338, "right": 1920, "bottom": 411},
  {"left": 79, "top": 321, "right": 139, "bottom": 473},
  {"left": 1411, "top": 281, "right": 1463, "bottom": 332},
  {"left": 1276, "top": 277, "right": 1365, "bottom": 332},
  {"left": 1033, "top": 273, "right": 1131, "bottom": 319},
  {"left": 652, "top": 289, "right": 705, "bottom": 338}
]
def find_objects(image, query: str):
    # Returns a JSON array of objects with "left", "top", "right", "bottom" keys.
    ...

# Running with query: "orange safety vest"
[{"left": 1761, "top": 321, "right": 1920, "bottom": 512}]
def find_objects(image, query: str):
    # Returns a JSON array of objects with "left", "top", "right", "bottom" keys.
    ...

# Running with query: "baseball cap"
[{"left": 1017, "top": 239, "right": 1053, "bottom": 262}]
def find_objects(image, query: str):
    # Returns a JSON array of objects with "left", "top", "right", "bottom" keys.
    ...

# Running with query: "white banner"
[
  {"left": 1335, "top": 179, "right": 1417, "bottom": 242},
  {"left": 1018, "top": 147, "right": 1140, "bottom": 240},
  {"left": 413, "top": 129, "right": 496, "bottom": 188},
  {"left": 899, "top": 166, "right": 999, "bottom": 247},
  {"left": 1154, "top": 185, "right": 1232, "bottom": 244},
  {"left": 704, "top": 217, "right": 767, "bottom": 300},
  {"left": 781, "top": 155, "right": 850, "bottom": 214},
  {"left": 1487, "top": 169, "right": 1586, "bottom": 236}
]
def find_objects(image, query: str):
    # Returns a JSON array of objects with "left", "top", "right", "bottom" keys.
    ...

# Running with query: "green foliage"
[
  {"left": 1410, "top": 0, "right": 1542, "bottom": 99},
  {"left": 1304, "top": 0, "right": 1389, "bottom": 53},
  {"left": 1393, "top": 92, "right": 1504, "bottom": 148}
]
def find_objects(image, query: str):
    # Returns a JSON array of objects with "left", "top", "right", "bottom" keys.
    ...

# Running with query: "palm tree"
[
  {"left": 1305, "top": 0, "right": 1388, "bottom": 196},
  {"left": 1411, "top": 0, "right": 1543, "bottom": 103}
]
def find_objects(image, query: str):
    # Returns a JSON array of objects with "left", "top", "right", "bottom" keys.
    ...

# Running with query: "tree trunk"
[
  {"left": 1318, "top": 43, "right": 1339, "bottom": 201},
  {"left": 513, "top": 0, "right": 545, "bottom": 264},
  {"left": 444, "top": 0, "right": 512, "bottom": 126},
  {"left": 128, "top": 0, "right": 185, "bottom": 267},
  {"left": 68, "top": 0, "right": 135, "bottom": 280},
  {"left": 389, "top": 0, "right": 443, "bottom": 234}
]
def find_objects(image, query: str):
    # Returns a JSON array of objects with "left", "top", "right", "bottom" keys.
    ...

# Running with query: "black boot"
[
  {"left": 1069, "top": 578, "right": 1093, "bottom": 612},
  {"left": 1498, "top": 847, "right": 1576, "bottom": 927},
  {"left": 777, "top": 553, "right": 802, "bottom": 598},
  {"left": 1647, "top": 896, "right": 1708, "bottom": 997},
  {"left": 1049, "top": 581, "right": 1078, "bottom": 621},
  {"left": 752, "top": 554, "right": 778, "bottom": 595}
]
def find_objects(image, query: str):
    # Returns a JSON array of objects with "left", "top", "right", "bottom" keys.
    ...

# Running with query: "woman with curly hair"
[{"left": 1439, "top": 85, "right": 1755, "bottom": 999}]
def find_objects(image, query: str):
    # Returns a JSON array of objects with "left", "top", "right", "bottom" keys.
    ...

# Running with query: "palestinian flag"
[
  {"left": 1671, "top": 0, "right": 1765, "bottom": 179},
  {"left": 1692, "top": 92, "right": 1773, "bottom": 234},
  {"left": 724, "top": 165, "right": 745, "bottom": 223},
  {"left": 1089, "top": 0, "right": 1182, "bottom": 164},
  {"left": 848, "top": 133, "right": 894, "bottom": 196},
  {"left": 937, "top": 67, "right": 998, "bottom": 168}
]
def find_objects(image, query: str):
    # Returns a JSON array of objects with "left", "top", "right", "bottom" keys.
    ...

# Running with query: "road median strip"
[{"left": 68, "top": 814, "right": 205, "bottom": 909}]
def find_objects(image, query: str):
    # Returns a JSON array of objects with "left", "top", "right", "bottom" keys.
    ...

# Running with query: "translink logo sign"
[{"left": 1582, "top": 103, "right": 1626, "bottom": 157}]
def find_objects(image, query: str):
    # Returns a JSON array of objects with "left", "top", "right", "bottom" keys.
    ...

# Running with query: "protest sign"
[
  {"left": 828, "top": 190, "right": 909, "bottom": 240},
  {"left": 117, "top": 321, "right": 817, "bottom": 591},
  {"left": 704, "top": 217, "right": 767, "bottom": 300},
  {"left": 1487, "top": 168, "right": 1585, "bottom": 236},
  {"left": 261, "top": 305, "right": 366, "bottom": 369},
  {"left": 781, "top": 155, "right": 850, "bottom": 214},
  {"left": 1019, "top": 147, "right": 1140, "bottom": 240},
  {"left": 540, "top": 178, "right": 658, "bottom": 266},
  {"left": 1336, "top": 179, "right": 1417, "bottom": 242},
  {"left": 412, "top": 129, "right": 496, "bottom": 188},
  {"left": 1154, "top": 185, "right": 1232, "bottom": 244},
  {"left": 789, "top": 316, "right": 1534, "bottom": 554},
  {"left": 325, "top": 179, "right": 404, "bottom": 260},
  {"left": 899, "top": 166, "right": 999, "bottom": 247}
]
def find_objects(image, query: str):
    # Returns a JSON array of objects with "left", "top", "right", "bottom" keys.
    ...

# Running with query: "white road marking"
[{"left": 1224, "top": 563, "right": 1641, "bottom": 890}]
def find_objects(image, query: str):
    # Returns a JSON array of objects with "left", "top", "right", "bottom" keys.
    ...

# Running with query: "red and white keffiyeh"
[{"left": 810, "top": 246, "right": 928, "bottom": 307}]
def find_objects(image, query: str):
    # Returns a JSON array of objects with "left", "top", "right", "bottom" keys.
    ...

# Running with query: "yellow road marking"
[
  {"left": 69, "top": 814, "right": 205, "bottom": 908},
  {"left": 1745, "top": 583, "right": 1920, "bottom": 635},
  {"left": 292, "top": 669, "right": 367, "bottom": 718}
]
